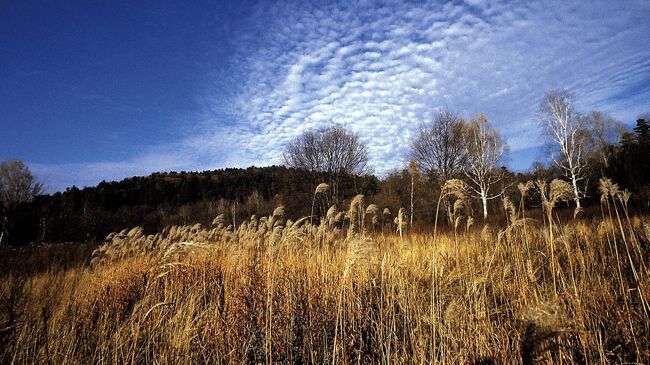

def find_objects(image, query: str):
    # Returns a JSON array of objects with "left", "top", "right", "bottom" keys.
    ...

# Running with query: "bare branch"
[
  {"left": 409, "top": 110, "right": 467, "bottom": 183},
  {"left": 538, "top": 90, "right": 587, "bottom": 208}
]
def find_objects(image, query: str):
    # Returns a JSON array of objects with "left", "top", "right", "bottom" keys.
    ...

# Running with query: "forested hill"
[
  {"left": 5, "top": 119, "right": 650, "bottom": 246},
  {"left": 9, "top": 166, "right": 379, "bottom": 245}
]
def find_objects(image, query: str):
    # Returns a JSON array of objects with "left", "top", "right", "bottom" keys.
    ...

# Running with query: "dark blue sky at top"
[
  {"left": 1, "top": 0, "right": 248, "bottom": 163},
  {"left": 1, "top": 0, "right": 649, "bottom": 192}
]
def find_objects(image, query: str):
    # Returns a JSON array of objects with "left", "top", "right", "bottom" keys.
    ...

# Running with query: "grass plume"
[{"left": 1, "top": 192, "right": 649, "bottom": 364}]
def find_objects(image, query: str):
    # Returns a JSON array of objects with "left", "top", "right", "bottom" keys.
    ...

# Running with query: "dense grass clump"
[{"left": 1, "top": 195, "right": 649, "bottom": 363}]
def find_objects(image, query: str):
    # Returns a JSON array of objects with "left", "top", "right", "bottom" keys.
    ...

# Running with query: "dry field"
[{"left": 1, "top": 181, "right": 649, "bottom": 364}]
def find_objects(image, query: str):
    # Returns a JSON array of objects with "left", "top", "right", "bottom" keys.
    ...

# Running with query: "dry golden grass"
[{"left": 1, "top": 198, "right": 649, "bottom": 364}]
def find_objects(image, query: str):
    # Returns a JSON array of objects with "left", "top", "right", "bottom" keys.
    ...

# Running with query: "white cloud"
[
  {"left": 34, "top": 0, "right": 650, "bottom": 191},
  {"left": 197, "top": 0, "right": 650, "bottom": 174}
]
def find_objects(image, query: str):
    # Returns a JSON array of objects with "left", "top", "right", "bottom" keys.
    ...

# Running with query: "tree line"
[
  {"left": 0, "top": 165, "right": 379, "bottom": 245},
  {"left": 1, "top": 90, "right": 649, "bottom": 245}
]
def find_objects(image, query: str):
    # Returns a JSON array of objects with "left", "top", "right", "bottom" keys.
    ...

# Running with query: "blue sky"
[{"left": 1, "top": 0, "right": 649, "bottom": 192}]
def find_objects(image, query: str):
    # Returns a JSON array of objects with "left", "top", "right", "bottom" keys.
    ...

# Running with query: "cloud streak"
[
  {"left": 33, "top": 0, "right": 650, "bottom": 191},
  {"left": 207, "top": 0, "right": 650, "bottom": 172}
]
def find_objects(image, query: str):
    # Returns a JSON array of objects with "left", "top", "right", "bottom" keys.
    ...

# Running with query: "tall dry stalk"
[
  {"left": 382, "top": 208, "right": 390, "bottom": 237},
  {"left": 599, "top": 178, "right": 644, "bottom": 355},
  {"left": 2, "top": 201, "right": 650, "bottom": 363},
  {"left": 600, "top": 178, "right": 648, "bottom": 321},
  {"left": 537, "top": 178, "right": 573, "bottom": 296},
  {"left": 346, "top": 194, "right": 365, "bottom": 238},
  {"left": 365, "top": 204, "right": 379, "bottom": 234},
  {"left": 394, "top": 208, "right": 406, "bottom": 241},
  {"left": 433, "top": 179, "right": 468, "bottom": 243},
  {"left": 518, "top": 181, "right": 534, "bottom": 252},
  {"left": 311, "top": 183, "right": 329, "bottom": 225}
]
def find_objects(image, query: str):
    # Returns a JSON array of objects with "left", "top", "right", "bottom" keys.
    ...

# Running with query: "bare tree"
[
  {"left": 410, "top": 110, "right": 467, "bottom": 183},
  {"left": 464, "top": 114, "right": 507, "bottom": 219},
  {"left": 284, "top": 125, "right": 369, "bottom": 199},
  {"left": 410, "top": 110, "right": 468, "bottom": 225},
  {"left": 0, "top": 160, "right": 43, "bottom": 245},
  {"left": 582, "top": 111, "right": 625, "bottom": 170},
  {"left": 539, "top": 90, "right": 587, "bottom": 208}
]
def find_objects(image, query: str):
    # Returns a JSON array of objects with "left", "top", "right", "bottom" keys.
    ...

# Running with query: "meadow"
[{"left": 0, "top": 179, "right": 648, "bottom": 364}]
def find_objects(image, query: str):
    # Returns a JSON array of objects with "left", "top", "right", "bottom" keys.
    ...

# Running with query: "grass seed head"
[
  {"left": 273, "top": 205, "right": 285, "bottom": 218},
  {"left": 315, "top": 182, "right": 330, "bottom": 194},
  {"left": 518, "top": 180, "right": 534, "bottom": 198},
  {"left": 549, "top": 179, "right": 573, "bottom": 207},
  {"left": 365, "top": 204, "right": 378, "bottom": 215},
  {"left": 599, "top": 177, "right": 619, "bottom": 201}
]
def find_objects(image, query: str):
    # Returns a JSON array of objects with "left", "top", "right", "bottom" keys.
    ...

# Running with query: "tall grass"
[{"left": 1, "top": 200, "right": 649, "bottom": 363}]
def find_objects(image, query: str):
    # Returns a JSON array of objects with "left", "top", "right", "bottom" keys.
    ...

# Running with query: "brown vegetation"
[{"left": 1, "top": 181, "right": 649, "bottom": 364}]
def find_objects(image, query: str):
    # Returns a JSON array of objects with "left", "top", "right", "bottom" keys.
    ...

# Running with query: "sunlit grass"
[{"left": 1, "top": 192, "right": 649, "bottom": 363}]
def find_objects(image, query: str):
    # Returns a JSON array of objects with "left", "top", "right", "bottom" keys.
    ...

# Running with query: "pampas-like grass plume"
[
  {"left": 502, "top": 195, "right": 517, "bottom": 224},
  {"left": 315, "top": 183, "right": 329, "bottom": 194},
  {"left": 466, "top": 216, "right": 475, "bottom": 233},
  {"left": 8, "top": 182, "right": 650, "bottom": 365},
  {"left": 346, "top": 194, "right": 365, "bottom": 238},
  {"left": 518, "top": 181, "right": 534, "bottom": 199},
  {"left": 365, "top": 204, "right": 379, "bottom": 230},
  {"left": 325, "top": 205, "right": 338, "bottom": 225},
  {"left": 273, "top": 205, "right": 285, "bottom": 218},
  {"left": 599, "top": 177, "right": 619, "bottom": 201},
  {"left": 549, "top": 179, "right": 574, "bottom": 207},
  {"left": 311, "top": 183, "right": 330, "bottom": 224},
  {"left": 394, "top": 208, "right": 406, "bottom": 239},
  {"left": 365, "top": 204, "right": 378, "bottom": 215},
  {"left": 442, "top": 178, "right": 469, "bottom": 200}
]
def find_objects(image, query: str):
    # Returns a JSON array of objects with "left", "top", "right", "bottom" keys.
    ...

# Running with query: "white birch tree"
[
  {"left": 539, "top": 90, "right": 587, "bottom": 208},
  {"left": 464, "top": 114, "right": 507, "bottom": 219}
]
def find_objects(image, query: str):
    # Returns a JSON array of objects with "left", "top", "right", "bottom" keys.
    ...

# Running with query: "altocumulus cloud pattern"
[
  {"left": 31, "top": 0, "right": 650, "bottom": 190},
  {"left": 200, "top": 0, "right": 650, "bottom": 174}
]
